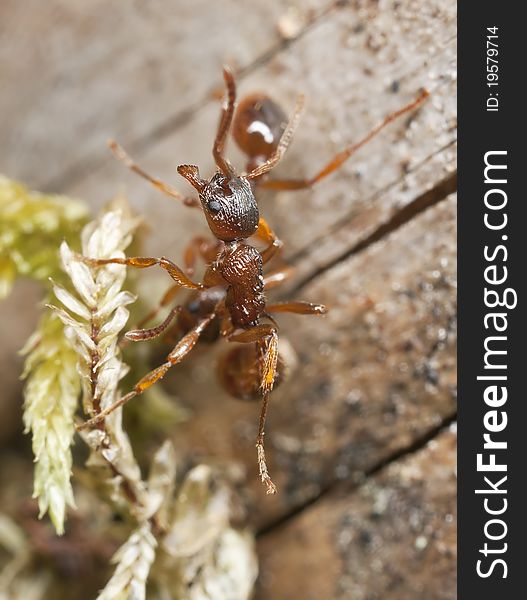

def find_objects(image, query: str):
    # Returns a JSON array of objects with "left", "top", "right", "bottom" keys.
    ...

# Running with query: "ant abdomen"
[
  {"left": 217, "top": 345, "right": 286, "bottom": 401},
  {"left": 232, "top": 93, "right": 287, "bottom": 173}
]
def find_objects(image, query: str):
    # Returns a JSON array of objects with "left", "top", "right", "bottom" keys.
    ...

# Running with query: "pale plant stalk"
[
  {"left": 21, "top": 312, "right": 80, "bottom": 535},
  {"left": 154, "top": 465, "right": 258, "bottom": 599},
  {"left": 97, "top": 524, "right": 157, "bottom": 600},
  {"left": 51, "top": 199, "right": 146, "bottom": 509},
  {"left": 50, "top": 200, "right": 163, "bottom": 597},
  {"left": 95, "top": 440, "right": 177, "bottom": 600}
]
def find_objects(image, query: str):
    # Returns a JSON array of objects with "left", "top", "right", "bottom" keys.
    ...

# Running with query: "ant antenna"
[{"left": 213, "top": 67, "right": 238, "bottom": 177}]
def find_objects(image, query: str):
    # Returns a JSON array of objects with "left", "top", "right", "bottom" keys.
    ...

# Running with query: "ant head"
[{"left": 178, "top": 165, "right": 259, "bottom": 242}]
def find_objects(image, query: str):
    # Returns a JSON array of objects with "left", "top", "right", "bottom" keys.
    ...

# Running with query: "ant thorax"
[
  {"left": 200, "top": 172, "right": 259, "bottom": 242},
  {"left": 220, "top": 242, "right": 265, "bottom": 329}
]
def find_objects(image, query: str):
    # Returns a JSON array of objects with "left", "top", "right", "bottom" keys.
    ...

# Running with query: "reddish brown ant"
[
  {"left": 231, "top": 86, "right": 429, "bottom": 191},
  {"left": 77, "top": 68, "right": 428, "bottom": 494},
  {"left": 231, "top": 92, "right": 289, "bottom": 176}
]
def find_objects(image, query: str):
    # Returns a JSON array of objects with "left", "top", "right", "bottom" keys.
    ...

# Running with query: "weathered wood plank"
[
  {"left": 162, "top": 193, "right": 456, "bottom": 528},
  {"left": 256, "top": 427, "right": 457, "bottom": 599}
]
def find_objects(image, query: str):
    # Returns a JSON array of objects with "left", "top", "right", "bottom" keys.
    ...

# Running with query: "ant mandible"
[{"left": 77, "top": 68, "right": 428, "bottom": 494}]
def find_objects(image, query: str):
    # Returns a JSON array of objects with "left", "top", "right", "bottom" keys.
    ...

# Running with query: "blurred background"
[{"left": 0, "top": 0, "right": 456, "bottom": 598}]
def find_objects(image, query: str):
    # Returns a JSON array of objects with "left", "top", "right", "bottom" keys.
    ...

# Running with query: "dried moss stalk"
[
  {"left": 97, "top": 523, "right": 157, "bottom": 600},
  {"left": 156, "top": 465, "right": 258, "bottom": 599},
  {"left": 50, "top": 199, "right": 150, "bottom": 514},
  {"left": 21, "top": 313, "right": 80, "bottom": 535}
]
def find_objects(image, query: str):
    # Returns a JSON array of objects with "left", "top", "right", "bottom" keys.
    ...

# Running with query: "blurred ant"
[
  {"left": 231, "top": 86, "right": 429, "bottom": 190},
  {"left": 77, "top": 68, "right": 428, "bottom": 494}
]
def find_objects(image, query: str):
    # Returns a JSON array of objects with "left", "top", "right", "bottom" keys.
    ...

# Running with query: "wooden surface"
[{"left": 0, "top": 1, "right": 457, "bottom": 598}]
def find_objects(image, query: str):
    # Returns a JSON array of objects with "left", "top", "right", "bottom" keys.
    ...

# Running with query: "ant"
[
  {"left": 77, "top": 68, "right": 428, "bottom": 494},
  {"left": 231, "top": 85, "right": 429, "bottom": 191}
]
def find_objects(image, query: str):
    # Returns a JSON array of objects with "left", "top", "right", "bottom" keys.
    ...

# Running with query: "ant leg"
[
  {"left": 81, "top": 255, "right": 203, "bottom": 290},
  {"left": 213, "top": 67, "right": 237, "bottom": 177},
  {"left": 263, "top": 266, "right": 295, "bottom": 290},
  {"left": 77, "top": 311, "right": 217, "bottom": 430},
  {"left": 108, "top": 140, "right": 200, "bottom": 208},
  {"left": 259, "top": 89, "right": 430, "bottom": 191},
  {"left": 256, "top": 389, "right": 277, "bottom": 495},
  {"left": 229, "top": 325, "right": 278, "bottom": 387},
  {"left": 183, "top": 236, "right": 223, "bottom": 275},
  {"left": 229, "top": 324, "right": 279, "bottom": 494},
  {"left": 245, "top": 94, "right": 305, "bottom": 181},
  {"left": 254, "top": 217, "right": 283, "bottom": 265},
  {"left": 125, "top": 306, "right": 181, "bottom": 342},
  {"left": 266, "top": 300, "right": 327, "bottom": 315}
]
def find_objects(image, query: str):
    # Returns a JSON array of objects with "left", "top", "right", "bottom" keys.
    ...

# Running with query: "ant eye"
[{"left": 208, "top": 199, "right": 222, "bottom": 213}]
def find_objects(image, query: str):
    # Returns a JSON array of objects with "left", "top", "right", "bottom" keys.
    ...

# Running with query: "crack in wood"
[
  {"left": 288, "top": 169, "right": 457, "bottom": 295},
  {"left": 288, "top": 138, "right": 457, "bottom": 265},
  {"left": 257, "top": 412, "right": 457, "bottom": 538}
]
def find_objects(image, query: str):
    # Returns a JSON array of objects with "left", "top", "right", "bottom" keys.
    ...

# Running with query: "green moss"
[{"left": 0, "top": 175, "right": 89, "bottom": 299}]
